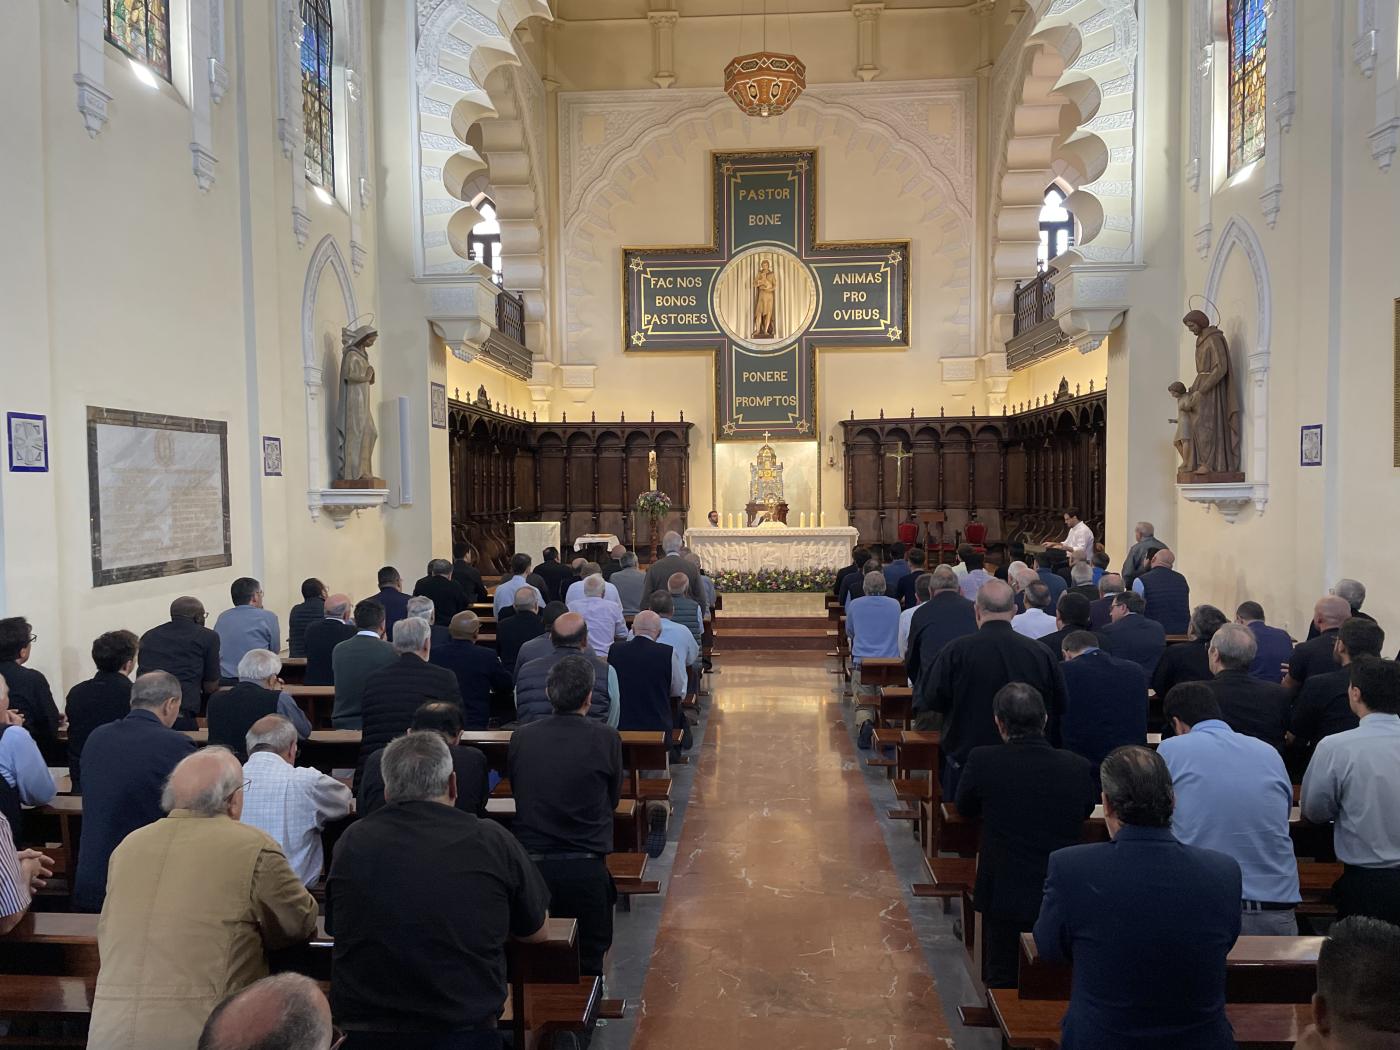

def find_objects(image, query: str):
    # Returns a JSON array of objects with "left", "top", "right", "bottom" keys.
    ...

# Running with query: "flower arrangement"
[
  {"left": 635, "top": 490, "right": 672, "bottom": 518},
  {"left": 712, "top": 567, "right": 836, "bottom": 593}
]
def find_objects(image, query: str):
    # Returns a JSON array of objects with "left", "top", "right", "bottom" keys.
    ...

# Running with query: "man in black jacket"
[
  {"left": 1089, "top": 573, "right": 1125, "bottom": 630},
  {"left": 429, "top": 612, "right": 511, "bottom": 730},
  {"left": 206, "top": 650, "right": 311, "bottom": 760},
  {"left": 449, "top": 542, "right": 487, "bottom": 605},
  {"left": 919, "top": 579, "right": 1068, "bottom": 795},
  {"left": 1135, "top": 549, "right": 1191, "bottom": 635},
  {"left": 1292, "top": 618, "right": 1386, "bottom": 751},
  {"left": 286, "top": 578, "right": 326, "bottom": 659},
  {"left": 356, "top": 702, "right": 489, "bottom": 817},
  {"left": 1204, "top": 623, "right": 1291, "bottom": 752},
  {"left": 65, "top": 630, "right": 138, "bottom": 793},
  {"left": 894, "top": 548, "right": 928, "bottom": 610},
  {"left": 412, "top": 559, "right": 471, "bottom": 628},
  {"left": 1287, "top": 596, "right": 1351, "bottom": 688},
  {"left": 498, "top": 589, "right": 547, "bottom": 673},
  {"left": 833, "top": 546, "right": 869, "bottom": 603},
  {"left": 1099, "top": 591, "right": 1167, "bottom": 677},
  {"left": 956, "top": 683, "right": 1096, "bottom": 987},
  {"left": 1152, "top": 604, "right": 1228, "bottom": 697},
  {"left": 137, "top": 597, "right": 221, "bottom": 722},
  {"left": 357, "top": 618, "right": 462, "bottom": 778},
  {"left": 1037, "top": 592, "right": 1101, "bottom": 662},
  {"left": 303, "top": 594, "right": 356, "bottom": 686},
  {"left": 534, "top": 547, "right": 576, "bottom": 604},
  {"left": 905, "top": 567, "right": 977, "bottom": 699},
  {"left": 0, "top": 617, "right": 63, "bottom": 753}
]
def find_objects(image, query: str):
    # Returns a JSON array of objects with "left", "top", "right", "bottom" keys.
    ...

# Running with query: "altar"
[{"left": 683, "top": 525, "right": 859, "bottom": 574}]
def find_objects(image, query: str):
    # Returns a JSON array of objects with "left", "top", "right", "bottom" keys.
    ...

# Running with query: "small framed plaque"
[
  {"left": 1300, "top": 424, "right": 1322, "bottom": 467},
  {"left": 7, "top": 413, "right": 48, "bottom": 473},
  {"left": 262, "top": 436, "right": 284, "bottom": 477},
  {"left": 430, "top": 383, "right": 448, "bottom": 429}
]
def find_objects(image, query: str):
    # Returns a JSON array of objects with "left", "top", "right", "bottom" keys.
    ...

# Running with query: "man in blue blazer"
[
  {"left": 1059, "top": 631, "right": 1149, "bottom": 782},
  {"left": 1099, "top": 591, "right": 1168, "bottom": 677},
  {"left": 1034, "top": 746, "right": 1242, "bottom": 1050}
]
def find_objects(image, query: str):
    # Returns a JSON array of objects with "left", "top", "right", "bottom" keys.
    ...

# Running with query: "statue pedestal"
[
  {"left": 1175, "top": 470, "right": 1244, "bottom": 484},
  {"left": 332, "top": 476, "right": 387, "bottom": 489},
  {"left": 745, "top": 501, "right": 788, "bottom": 525}
]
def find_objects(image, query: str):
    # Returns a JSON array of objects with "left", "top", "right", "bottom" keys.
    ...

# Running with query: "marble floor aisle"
[{"left": 626, "top": 660, "right": 956, "bottom": 1049}]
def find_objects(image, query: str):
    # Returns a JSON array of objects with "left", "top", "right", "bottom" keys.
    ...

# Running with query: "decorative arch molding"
[
  {"left": 300, "top": 235, "right": 363, "bottom": 521},
  {"left": 557, "top": 84, "right": 976, "bottom": 381},
  {"left": 1182, "top": 214, "right": 1272, "bottom": 521},
  {"left": 411, "top": 0, "right": 549, "bottom": 278}
]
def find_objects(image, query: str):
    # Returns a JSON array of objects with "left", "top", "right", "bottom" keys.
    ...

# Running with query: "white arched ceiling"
[
  {"left": 987, "top": 0, "right": 1140, "bottom": 353},
  {"left": 560, "top": 90, "right": 975, "bottom": 369},
  {"left": 411, "top": 0, "right": 548, "bottom": 278}
]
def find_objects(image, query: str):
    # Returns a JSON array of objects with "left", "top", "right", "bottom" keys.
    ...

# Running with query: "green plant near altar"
[
  {"left": 713, "top": 567, "right": 836, "bottom": 593},
  {"left": 635, "top": 491, "right": 672, "bottom": 517}
]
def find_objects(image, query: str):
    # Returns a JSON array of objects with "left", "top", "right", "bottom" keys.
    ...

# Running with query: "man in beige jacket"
[{"left": 89, "top": 747, "right": 318, "bottom": 1050}]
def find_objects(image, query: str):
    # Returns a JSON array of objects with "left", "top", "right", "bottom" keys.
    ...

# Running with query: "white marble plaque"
[{"left": 88, "top": 408, "right": 232, "bottom": 586}]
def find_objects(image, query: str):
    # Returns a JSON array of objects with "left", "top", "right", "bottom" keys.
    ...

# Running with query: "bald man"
[
  {"left": 90, "top": 747, "right": 317, "bottom": 1050},
  {"left": 1286, "top": 596, "right": 1353, "bottom": 688},
  {"left": 917, "top": 579, "right": 1068, "bottom": 796},
  {"left": 429, "top": 610, "right": 512, "bottom": 729},
  {"left": 513, "top": 612, "right": 619, "bottom": 727},
  {"left": 567, "top": 573, "right": 629, "bottom": 657},
  {"left": 199, "top": 973, "right": 333, "bottom": 1050},
  {"left": 303, "top": 592, "right": 356, "bottom": 686},
  {"left": 137, "top": 596, "right": 222, "bottom": 720},
  {"left": 610, "top": 610, "right": 684, "bottom": 732},
  {"left": 1132, "top": 548, "right": 1191, "bottom": 635}
]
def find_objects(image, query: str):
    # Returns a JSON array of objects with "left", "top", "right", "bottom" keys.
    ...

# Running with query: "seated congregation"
[
  {"left": 0, "top": 535, "right": 713, "bottom": 1049},
  {"left": 829, "top": 512, "right": 1400, "bottom": 1049}
]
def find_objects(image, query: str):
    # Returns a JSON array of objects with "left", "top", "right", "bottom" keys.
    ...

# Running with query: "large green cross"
[{"left": 622, "top": 149, "right": 910, "bottom": 441}]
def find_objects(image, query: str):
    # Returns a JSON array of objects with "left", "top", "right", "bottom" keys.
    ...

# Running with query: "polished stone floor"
[{"left": 595, "top": 656, "right": 995, "bottom": 1049}]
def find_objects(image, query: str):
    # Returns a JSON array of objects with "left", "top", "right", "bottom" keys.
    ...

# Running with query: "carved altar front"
[{"left": 682, "top": 526, "right": 858, "bottom": 573}]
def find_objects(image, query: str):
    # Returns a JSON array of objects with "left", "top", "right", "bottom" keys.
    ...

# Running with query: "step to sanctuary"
[{"left": 711, "top": 613, "right": 832, "bottom": 653}]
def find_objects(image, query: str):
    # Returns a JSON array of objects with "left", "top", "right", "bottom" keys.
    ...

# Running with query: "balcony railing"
[
  {"left": 495, "top": 287, "right": 525, "bottom": 346},
  {"left": 1013, "top": 267, "right": 1056, "bottom": 337}
]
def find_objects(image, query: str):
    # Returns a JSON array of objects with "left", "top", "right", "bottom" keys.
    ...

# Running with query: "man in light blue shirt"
[
  {"left": 1158, "top": 681, "right": 1300, "bottom": 934},
  {"left": 564, "top": 565, "right": 622, "bottom": 607},
  {"left": 0, "top": 677, "right": 57, "bottom": 811},
  {"left": 493, "top": 553, "right": 544, "bottom": 617},
  {"left": 213, "top": 577, "right": 280, "bottom": 681},
  {"left": 847, "top": 572, "right": 901, "bottom": 714},
  {"left": 646, "top": 591, "right": 699, "bottom": 703},
  {"left": 1301, "top": 657, "right": 1400, "bottom": 925}
]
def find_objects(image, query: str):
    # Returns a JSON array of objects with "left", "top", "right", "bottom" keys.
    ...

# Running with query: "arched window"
[
  {"left": 105, "top": 0, "right": 172, "bottom": 82},
  {"left": 469, "top": 196, "right": 504, "bottom": 285},
  {"left": 300, "top": 0, "right": 335, "bottom": 191},
  {"left": 1226, "top": 0, "right": 1267, "bottom": 175},
  {"left": 1037, "top": 185, "right": 1075, "bottom": 268}
]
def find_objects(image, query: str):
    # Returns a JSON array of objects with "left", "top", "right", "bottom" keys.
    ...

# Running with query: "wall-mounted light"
[
  {"left": 826, "top": 433, "right": 837, "bottom": 469},
  {"left": 129, "top": 58, "right": 159, "bottom": 90}
]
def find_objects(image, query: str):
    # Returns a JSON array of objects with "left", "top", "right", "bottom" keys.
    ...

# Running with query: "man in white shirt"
[
  {"left": 1301, "top": 657, "right": 1400, "bottom": 925},
  {"left": 1050, "top": 507, "right": 1094, "bottom": 562},
  {"left": 493, "top": 553, "right": 544, "bottom": 617},
  {"left": 567, "top": 574, "right": 629, "bottom": 657},
  {"left": 1012, "top": 581, "right": 1059, "bottom": 640},
  {"left": 898, "top": 573, "right": 933, "bottom": 660},
  {"left": 565, "top": 564, "right": 622, "bottom": 606},
  {"left": 240, "top": 715, "right": 352, "bottom": 886}
]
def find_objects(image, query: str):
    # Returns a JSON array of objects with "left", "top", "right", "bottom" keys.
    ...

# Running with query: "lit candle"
[{"left": 820, "top": 511, "right": 826, "bottom": 526}]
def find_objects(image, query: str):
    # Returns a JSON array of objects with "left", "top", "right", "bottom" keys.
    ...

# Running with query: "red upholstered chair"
[{"left": 964, "top": 520, "right": 988, "bottom": 554}]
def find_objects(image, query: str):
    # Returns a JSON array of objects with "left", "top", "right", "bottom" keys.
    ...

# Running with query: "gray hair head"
[
  {"left": 428, "top": 558, "right": 452, "bottom": 577},
  {"left": 662, "top": 531, "right": 682, "bottom": 554},
  {"left": 929, "top": 565, "right": 960, "bottom": 593},
  {"left": 325, "top": 594, "right": 352, "bottom": 619},
  {"left": 583, "top": 574, "right": 606, "bottom": 598},
  {"left": 513, "top": 587, "right": 539, "bottom": 613},
  {"left": 547, "top": 654, "right": 597, "bottom": 713},
  {"left": 977, "top": 579, "right": 1017, "bottom": 616},
  {"left": 393, "top": 616, "right": 432, "bottom": 654},
  {"left": 237, "top": 649, "right": 282, "bottom": 684},
  {"left": 863, "top": 571, "right": 887, "bottom": 597},
  {"left": 198, "top": 972, "right": 331, "bottom": 1050},
  {"left": 1024, "top": 581, "right": 1053, "bottom": 611},
  {"left": 131, "top": 671, "right": 181, "bottom": 711},
  {"left": 407, "top": 595, "right": 435, "bottom": 624},
  {"left": 161, "top": 747, "right": 243, "bottom": 817},
  {"left": 246, "top": 714, "right": 297, "bottom": 757},
  {"left": 382, "top": 732, "right": 453, "bottom": 803},
  {"left": 1209, "top": 621, "right": 1257, "bottom": 671},
  {"left": 1333, "top": 578, "right": 1366, "bottom": 612},
  {"left": 621, "top": 552, "right": 638, "bottom": 569},
  {"left": 1071, "top": 561, "right": 1094, "bottom": 585},
  {"left": 1135, "top": 521, "right": 1155, "bottom": 538},
  {"left": 1098, "top": 573, "right": 1125, "bottom": 596}
]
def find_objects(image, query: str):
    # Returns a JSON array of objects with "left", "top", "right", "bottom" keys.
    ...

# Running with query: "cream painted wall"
[
  {"left": 445, "top": 352, "right": 534, "bottom": 417},
  {"left": 0, "top": 1, "right": 391, "bottom": 695},
  {"left": 1005, "top": 344, "right": 1107, "bottom": 410}
]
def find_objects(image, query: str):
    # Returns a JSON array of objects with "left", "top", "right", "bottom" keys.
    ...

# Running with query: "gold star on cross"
[
  {"left": 722, "top": 421, "right": 737, "bottom": 436},
  {"left": 796, "top": 420, "right": 810, "bottom": 434},
  {"left": 631, "top": 331, "right": 646, "bottom": 346},
  {"left": 887, "top": 327, "right": 903, "bottom": 341},
  {"left": 887, "top": 250, "right": 902, "bottom": 265},
  {"left": 629, "top": 257, "right": 645, "bottom": 272}
]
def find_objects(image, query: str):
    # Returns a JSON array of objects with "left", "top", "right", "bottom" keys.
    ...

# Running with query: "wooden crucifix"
[{"left": 884, "top": 444, "right": 913, "bottom": 500}]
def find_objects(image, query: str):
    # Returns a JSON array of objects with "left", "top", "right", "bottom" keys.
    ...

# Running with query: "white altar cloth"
[
  {"left": 513, "top": 522, "right": 560, "bottom": 569},
  {"left": 683, "top": 525, "right": 859, "bottom": 574}
]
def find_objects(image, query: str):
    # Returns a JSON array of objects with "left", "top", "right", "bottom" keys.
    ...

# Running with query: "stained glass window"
[
  {"left": 1037, "top": 185, "right": 1075, "bottom": 268},
  {"left": 1227, "top": 0, "right": 1267, "bottom": 175},
  {"left": 301, "top": 0, "right": 335, "bottom": 192},
  {"left": 105, "top": 0, "right": 172, "bottom": 82},
  {"left": 469, "top": 197, "right": 504, "bottom": 285}
]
